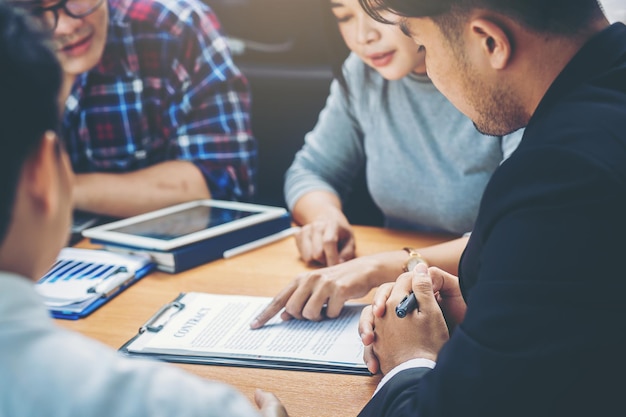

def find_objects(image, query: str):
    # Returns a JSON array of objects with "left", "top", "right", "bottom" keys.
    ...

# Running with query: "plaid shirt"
[{"left": 62, "top": 0, "right": 256, "bottom": 200}]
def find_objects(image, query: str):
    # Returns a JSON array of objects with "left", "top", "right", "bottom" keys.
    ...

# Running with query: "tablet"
[{"left": 81, "top": 200, "right": 288, "bottom": 251}]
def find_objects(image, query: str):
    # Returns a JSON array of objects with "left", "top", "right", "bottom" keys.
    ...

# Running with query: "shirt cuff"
[{"left": 373, "top": 358, "right": 436, "bottom": 397}]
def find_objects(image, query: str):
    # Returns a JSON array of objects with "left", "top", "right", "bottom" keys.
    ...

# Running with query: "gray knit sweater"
[{"left": 285, "top": 53, "right": 523, "bottom": 235}]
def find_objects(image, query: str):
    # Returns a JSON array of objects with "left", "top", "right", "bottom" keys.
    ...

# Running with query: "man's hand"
[
  {"left": 254, "top": 389, "right": 289, "bottom": 417},
  {"left": 359, "top": 263, "right": 450, "bottom": 375},
  {"left": 429, "top": 267, "right": 466, "bottom": 331}
]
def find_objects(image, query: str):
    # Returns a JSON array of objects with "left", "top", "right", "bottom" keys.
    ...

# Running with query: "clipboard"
[
  {"left": 119, "top": 292, "right": 371, "bottom": 375},
  {"left": 36, "top": 248, "right": 156, "bottom": 320}
]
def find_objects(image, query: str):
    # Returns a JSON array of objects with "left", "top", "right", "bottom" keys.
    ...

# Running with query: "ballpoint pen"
[
  {"left": 395, "top": 292, "right": 418, "bottom": 318},
  {"left": 88, "top": 267, "right": 136, "bottom": 298},
  {"left": 222, "top": 226, "right": 301, "bottom": 259}
]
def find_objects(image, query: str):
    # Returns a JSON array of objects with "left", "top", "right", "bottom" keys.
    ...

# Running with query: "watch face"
[
  {"left": 402, "top": 248, "right": 428, "bottom": 272},
  {"left": 406, "top": 256, "right": 426, "bottom": 272}
]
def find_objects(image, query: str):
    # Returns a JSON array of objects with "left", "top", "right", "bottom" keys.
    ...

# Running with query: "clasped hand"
[{"left": 359, "top": 263, "right": 466, "bottom": 375}]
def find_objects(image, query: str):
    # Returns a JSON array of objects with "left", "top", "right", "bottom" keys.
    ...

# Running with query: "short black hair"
[
  {"left": 0, "top": 0, "right": 61, "bottom": 244},
  {"left": 359, "top": 0, "right": 604, "bottom": 36}
]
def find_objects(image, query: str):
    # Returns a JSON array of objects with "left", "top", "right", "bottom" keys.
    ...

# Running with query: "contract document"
[{"left": 120, "top": 292, "right": 370, "bottom": 375}]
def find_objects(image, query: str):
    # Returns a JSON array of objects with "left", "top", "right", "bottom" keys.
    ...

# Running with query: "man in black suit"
[
  {"left": 353, "top": 0, "right": 626, "bottom": 415},
  {"left": 258, "top": 0, "right": 626, "bottom": 416}
]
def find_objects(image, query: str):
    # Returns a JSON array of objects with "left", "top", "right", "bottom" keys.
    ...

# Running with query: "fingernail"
[{"left": 414, "top": 262, "right": 428, "bottom": 275}]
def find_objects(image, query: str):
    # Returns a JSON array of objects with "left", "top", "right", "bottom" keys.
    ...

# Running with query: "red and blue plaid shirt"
[{"left": 62, "top": 0, "right": 256, "bottom": 200}]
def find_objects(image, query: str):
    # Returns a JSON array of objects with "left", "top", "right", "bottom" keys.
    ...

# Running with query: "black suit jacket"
[{"left": 359, "top": 23, "right": 626, "bottom": 417}]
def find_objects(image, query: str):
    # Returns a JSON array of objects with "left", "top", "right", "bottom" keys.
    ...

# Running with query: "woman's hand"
[{"left": 250, "top": 253, "right": 393, "bottom": 329}]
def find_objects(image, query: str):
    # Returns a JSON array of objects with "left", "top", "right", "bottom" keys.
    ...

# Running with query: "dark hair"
[
  {"left": 0, "top": 0, "right": 61, "bottom": 244},
  {"left": 359, "top": 0, "right": 605, "bottom": 37}
]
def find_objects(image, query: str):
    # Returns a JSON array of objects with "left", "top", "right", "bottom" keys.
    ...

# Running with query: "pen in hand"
[{"left": 395, "top": 292, "right": 418, "bottom": 318}]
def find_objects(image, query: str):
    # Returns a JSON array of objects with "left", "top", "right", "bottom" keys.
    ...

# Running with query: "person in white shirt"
[{"left": 0, "top": 3, "right": 280, "bottom": 416}]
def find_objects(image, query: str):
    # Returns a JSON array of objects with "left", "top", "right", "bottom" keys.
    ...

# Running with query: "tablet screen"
[{"left": 108, "top": 205, "right": 256, "bottom": 241}]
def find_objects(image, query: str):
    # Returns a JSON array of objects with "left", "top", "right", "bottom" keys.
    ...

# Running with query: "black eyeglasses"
[{"left": 31, "top": 0, "right": 105, "bottom": 30}]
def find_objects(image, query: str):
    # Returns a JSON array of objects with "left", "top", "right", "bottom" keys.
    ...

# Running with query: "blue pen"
[{"left": 395, "top": 292, "right": 418, "bottom": 318}]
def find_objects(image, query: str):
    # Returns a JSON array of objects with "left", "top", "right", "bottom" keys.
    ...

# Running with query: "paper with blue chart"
[{"left": 36, "top": 247, "right": 155, "bottom": 319}]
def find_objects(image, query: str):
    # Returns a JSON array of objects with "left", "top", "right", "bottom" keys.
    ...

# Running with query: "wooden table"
[{"left": 57, "top": 226, "right": 451, "bottom": 417}]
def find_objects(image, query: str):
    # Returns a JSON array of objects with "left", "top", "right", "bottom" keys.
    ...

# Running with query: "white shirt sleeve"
[{"left": 373, "top": 358, "right": 436, "bottom": 396}]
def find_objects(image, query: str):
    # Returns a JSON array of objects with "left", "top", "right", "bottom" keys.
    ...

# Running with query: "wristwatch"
[{"left": 402, "top": 247, "right": 428, "bottom": 272}]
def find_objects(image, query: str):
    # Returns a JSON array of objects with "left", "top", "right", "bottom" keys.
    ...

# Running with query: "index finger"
[
  {"left": 372, "top": 281, "right": 400, "bottom": 318},
  {"left": 250, "top": 281, "right": 298, "bottom": 329}
]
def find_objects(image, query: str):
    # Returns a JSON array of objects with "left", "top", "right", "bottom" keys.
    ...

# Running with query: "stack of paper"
[{"left": 36, "top": 248, "right": 155, "bottom": 319}]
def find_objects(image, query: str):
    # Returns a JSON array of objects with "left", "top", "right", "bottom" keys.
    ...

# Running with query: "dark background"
[{"left": 206, "top": 0, "right": 383, "bottom": 226}]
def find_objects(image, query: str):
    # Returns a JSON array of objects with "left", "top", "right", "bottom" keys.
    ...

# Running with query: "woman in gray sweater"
[{"left": 251, "top": 0, "right": 522, "bottom": 329}]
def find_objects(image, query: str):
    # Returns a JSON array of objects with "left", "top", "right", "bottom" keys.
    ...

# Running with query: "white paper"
[
  {"left": 35, "top": 247, "right": 151, "bottom": 312},
  {"left": 128, "top": 292, "right": 367, "bottom": 369}
]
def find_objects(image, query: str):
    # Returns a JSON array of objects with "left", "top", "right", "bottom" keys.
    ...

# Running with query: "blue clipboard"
[{"left": 36, "top": 248, "right": 156, "bottom": 320}]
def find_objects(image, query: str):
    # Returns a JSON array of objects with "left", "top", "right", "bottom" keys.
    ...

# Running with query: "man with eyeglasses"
[{"left": 9, "top": 0, "right": 256, "bottom": 220}]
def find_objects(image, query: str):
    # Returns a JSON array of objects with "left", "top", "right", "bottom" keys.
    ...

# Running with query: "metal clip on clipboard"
[{"left": 139, "top": 298, "right": 185, "bottom": 334}]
